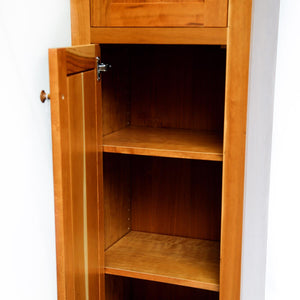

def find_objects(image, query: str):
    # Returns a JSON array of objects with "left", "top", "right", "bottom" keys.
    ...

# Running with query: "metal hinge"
[{"left": 96, "top": 57, "right": 111, "bottom": 81}]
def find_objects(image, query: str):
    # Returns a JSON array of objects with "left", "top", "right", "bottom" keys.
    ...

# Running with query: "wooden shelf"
[
  {"left": 102, "top": 126, "right": 223, "bottom": 161},
  {"left": 105, "top": 231, "right": 220, "bottom": 292}
]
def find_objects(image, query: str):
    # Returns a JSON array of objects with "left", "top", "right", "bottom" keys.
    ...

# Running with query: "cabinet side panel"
[
  {"left": 220, "top": 0, "right": 252, "bottom": 299},
  {"left": 70, "top": 0, "right": 91, "bottom": 45}
]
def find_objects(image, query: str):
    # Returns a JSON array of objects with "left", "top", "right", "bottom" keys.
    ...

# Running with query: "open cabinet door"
[{"left": 49, "top": 45, "right": 104, "bottom": 300}]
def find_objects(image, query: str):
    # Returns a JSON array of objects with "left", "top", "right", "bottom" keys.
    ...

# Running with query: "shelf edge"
[
  {"left": 102, "top": 145, "right": 223, "bottom": 161},
  {"left": 105, "top": 267, "right": 220, "bottom": 292}
]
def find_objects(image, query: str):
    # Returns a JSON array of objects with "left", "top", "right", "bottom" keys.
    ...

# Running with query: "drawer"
[{"left": 91, "top": 0, "right": 228, "bottom": 27}]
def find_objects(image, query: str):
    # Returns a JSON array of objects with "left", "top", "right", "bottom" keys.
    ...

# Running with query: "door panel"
[
  {"left": 49, "top": 45, "right": 104, "bottom": 300},
  {"left": 91, "top": 0, "right": 228, "bottom": 27}
]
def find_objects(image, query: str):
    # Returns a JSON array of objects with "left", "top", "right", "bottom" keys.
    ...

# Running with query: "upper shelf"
[{"left": 102, "top": 126, "right": 223, "bottom": 161}]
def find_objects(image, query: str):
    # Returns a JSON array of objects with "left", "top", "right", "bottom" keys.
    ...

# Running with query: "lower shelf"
[{"left": 105, "top": 231, "right": 220, "bottom": 292}]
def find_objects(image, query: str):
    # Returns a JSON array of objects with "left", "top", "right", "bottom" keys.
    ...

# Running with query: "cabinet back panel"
[
  {"left": 103, "top": 154, "right": 222, "bottom": 244},
  {"left": 105, "top": 275, "right": 219, "bottom": 300},
  {"left": 131, "top": 156, "right": 222, "bottom": 241},
  {"left": 104, "top": 153, "right": 131, "bottom": 249},
  {"left": 101, "top": 45, "right": 226, "bottom": 134},
  {"left": 105, "top": 275, "right": 131, "bottom": 300},
  {"left": 102, "top": 46, "right": 131, "bottom": 136},
  {"left": 130, "top": 45, "right": 226, "bottom": 132}
]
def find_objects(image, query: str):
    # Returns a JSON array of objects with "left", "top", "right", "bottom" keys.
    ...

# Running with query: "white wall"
[
  {"left": 265, "top": 1, "right": 300, "bottom": 299},
  {"left": 241, "top": 0, "right": 280, "bottom": 299},
  {"left": 0, "top": 1, "right": 71, "bottom": 299}
]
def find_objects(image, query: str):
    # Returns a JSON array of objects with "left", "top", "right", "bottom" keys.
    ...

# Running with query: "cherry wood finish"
[
  {"left": 40, "top": 90, "right": 51, "bottom": 102},
  {"left": 103, "top": 126, "right": 223, "bottom": 161},
  {"left": 103, "top": 153, "right": 131, "bottom": 249},
  {"left": 220, "top": 1, "right": 252, "bottom": 299},
  {"left": 103, "top": 154, "right": 222, "bottom": 242},
  {"left": 49, "top": 46, "right": 74, "bottom": 300},
  {"left": 101, "top": 46, "right": 131, "bottom": 136},
  {"left": 68, "top": 73, "right": 89, "bottom": 299},
  {"left": 50, "top": 0, "right": 253, "bottom": 298},
  {"left": 129, "top": 45, "right": 226, "bottom": 132},
  {"left": 101, "top": 44, "right": 226, "bottom": 136},
  {"left": 105, "top": 276, "right": 219, "bottom": 300},
  {"left": 70, "top": 0, "right": 91, "bottom": 45},
  {"left": 65, "top": 47, "right": 97, "bottom": 75},
  {"left": 96, "top": 48, "right": 106, "bottom": 300},
  {"left": 105, "top": 275, "right": 131, "bottom": 300},
  {"left": 91, "top": 0, "right": 227, "bottom": 27},
  {"left": 49, "top": 45, "right": 103, "bottom": 299},
  {"left": 131, "top": 156, "right": 222, "bottom": 241},
  {"left": 130, "top": 278, "right": 219, "bottom": 300},
  {"left": 91, "top": 27, "right": 228, "bottom": 45},
  {"left": 105, "top": 231, "right": 220, "bottom": 291}
]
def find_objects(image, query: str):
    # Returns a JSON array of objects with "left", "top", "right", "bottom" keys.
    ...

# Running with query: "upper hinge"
[{"left": 96, "top": 57, "right": 111, "bottom": 81}]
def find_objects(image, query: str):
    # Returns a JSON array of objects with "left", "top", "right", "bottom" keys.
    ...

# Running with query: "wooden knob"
[{"left": 40, "top": 90, "right": 50, "bottom": 103}]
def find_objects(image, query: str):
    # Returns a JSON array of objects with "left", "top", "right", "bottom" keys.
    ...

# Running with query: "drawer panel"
[{"left": 91, "top": 0, "right": 228, "bottom": 27}]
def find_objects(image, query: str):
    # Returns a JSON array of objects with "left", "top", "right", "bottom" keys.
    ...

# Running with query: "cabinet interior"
[
  {"left": 101, "top": 44, "right": 226, "bottom": 297},
  {"left": 105, "top": 275, "right": 219, "bottom": 300},
  {"left": 101, "top": 44, "right": 226, "bottom": 160}
]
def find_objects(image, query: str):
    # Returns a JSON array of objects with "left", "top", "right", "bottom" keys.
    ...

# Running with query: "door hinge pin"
[{"left": 96, "top": 57, "right": 111, "bottom": 81}]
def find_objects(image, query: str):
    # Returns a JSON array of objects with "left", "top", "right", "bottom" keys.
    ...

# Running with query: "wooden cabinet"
[{"left": 49, "top": 1, "right": 252, "bottom": 299}]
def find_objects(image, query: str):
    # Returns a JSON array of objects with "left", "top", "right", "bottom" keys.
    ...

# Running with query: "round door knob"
[{"left": 40, "top": 90, "right": 51, "bottom": 103}]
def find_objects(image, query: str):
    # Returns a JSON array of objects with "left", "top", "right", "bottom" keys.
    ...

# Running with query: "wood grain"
[
  {"left": 101, "top": 44, "right": 226, "bottom": 135},
  {"left": 130, "top": 278, "right": 219, "bottom": 300},
  {"left": 70, "top": 0, "right": 91, "bottom": 45},
  {"left": 49, "top": 45, "right": 103, "bottom": 300},
  {"left": 103, "top": 126, "right": 223, "bottom": 161},
  {"left": 95, "top": 46, "right": 106, "bottom": 300},
  {"left": 103, "top": 153, "right": 131, "bottom": 249},
  {"left": 91, "top": 27, "right": 227, "bottom": 45},
  {"left": 105, "top": 275, "right": 131, "bottom": 300},
  {"left": 105, "top": 275, "right": 219, "bottom": 300},
  {"left": 91, "top": 0, "right": 227, "bottom": 27},
  {"left": 49, "top": 47, "right": 75, "bottom": 300},
  {"left": 131, "top": 156, "right": 222, "bottom": 241},
  {"left": 103, "top": 154, "right": 222, "bottom": 242},
  {"left": 220, "top": 0, "right": 252, "bottom": 299},
  {"left": 105, "top": 231, "right": 220, "bottom": 291},
  {"left": 67, "top": 71, "right": 102, "bottom": 299},
  {"left": 65, "top": 46, "right": 96, "bottom": 75},
  {"left": 101, "top": 46, "right": 131, "bottom": 136},
  {"left": 83, "top": 70, "right": 104, "bottom": 299},
  {"left": 67, "top": 73, "right": 86, "bottom": 299},
  {"left": 129, "top": 45, "right": 226, "bottom": 132}
]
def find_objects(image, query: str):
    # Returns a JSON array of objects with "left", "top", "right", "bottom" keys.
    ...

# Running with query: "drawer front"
[{"left": 91, "top": 0, "right": 228, "bottom": 27}]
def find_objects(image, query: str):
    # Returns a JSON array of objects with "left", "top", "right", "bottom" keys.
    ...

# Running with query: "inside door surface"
[{"left": 49, "top": 44, "right": 104, "bottom": 300}]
